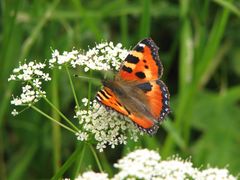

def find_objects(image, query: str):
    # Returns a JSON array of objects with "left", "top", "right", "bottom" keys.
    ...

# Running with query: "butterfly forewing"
[
  {"left": 96, "top": 87, "right": 129, "bottom": 116},
  {"left": 117, "top": 38, "right": 163, "bottom": 82}
]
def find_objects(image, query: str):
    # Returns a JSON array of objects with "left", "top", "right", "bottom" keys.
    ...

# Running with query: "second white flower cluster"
[{"left": 74, "top": 149, "right": 237, "bottom": 180}]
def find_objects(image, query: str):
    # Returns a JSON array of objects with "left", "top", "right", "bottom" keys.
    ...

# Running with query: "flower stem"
[
  {"left": 74, "top": 75, "right": 100, "bottom": 82},
  {"left": 42, "top": 96, "right": 79, "bottom": 132},
  {"left": 31, "top": 105, "right": 76, "bottom": 133},
  {"left": 88, "top": 143, "right": 103, "bottom": 172},
  {"left": 65, "top": 65, "right": 80, "bottom": 109},
  {"left": 28, "top": 79, "right": 79, "bottom": 132},
  {"left": 73, "top": 143, "right": 86, "bottom": 178},
  {"left": 51, "top": 68, "right": 61, "bottom": 173}
]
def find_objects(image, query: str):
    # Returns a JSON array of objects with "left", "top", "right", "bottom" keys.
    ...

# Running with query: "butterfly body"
[{"left": 96, "top": 38, "right": 170, "bottom": 134}]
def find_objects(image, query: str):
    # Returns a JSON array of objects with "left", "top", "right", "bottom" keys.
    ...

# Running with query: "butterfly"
[{"left": 96, "top": 38, "right": 170, "bottom": 135}]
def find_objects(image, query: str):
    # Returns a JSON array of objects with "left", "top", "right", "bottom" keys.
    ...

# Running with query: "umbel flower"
[
  {"left": 75, "top": 98, "right": 142, "bottom": 152},
  {"left": 72, "top": 149, "right": 237, "bottom": 180},
  {"left": 49, "top": 41, "right": 128, "bottom": 71},
  {"left": 113, "top": 149, "right": 199, "bottom": 179},
  {"left": 8, "top": 61, "right": 51, "bottom": 115},
  {"left": 75, "top": 171, "right": 109, "bottom": 180}
]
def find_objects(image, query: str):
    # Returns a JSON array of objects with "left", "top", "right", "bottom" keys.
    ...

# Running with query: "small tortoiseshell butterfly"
[{"left": 96, "top": 38, "right": 170, "bottom": 134}]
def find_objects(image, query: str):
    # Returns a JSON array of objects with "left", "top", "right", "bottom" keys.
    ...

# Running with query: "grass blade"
[
  {"left": 120, "top": 0, "right": 128, "bottom": 46},
  {"left": 9, "top": 144, "right": 38, "bottom": 180},
  {"left": 196, "top": 3, "right": 231, "bottom": 86},
  {"left": 139, "top": 0, "right": 151, "bottom": 38},
  {"left": 213, "top": 0, "right": 240, "bottom": 17},
  {"left": 51, "top": 145, "right": 83, "bottom": 180}
]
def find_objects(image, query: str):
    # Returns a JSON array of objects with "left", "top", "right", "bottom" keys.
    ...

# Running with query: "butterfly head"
[
  {"left": 101, "top": 79, "right": 127, "bottom": 98},
  {"left": 101, "top": 79, "right": 113, "bottom": 88}
]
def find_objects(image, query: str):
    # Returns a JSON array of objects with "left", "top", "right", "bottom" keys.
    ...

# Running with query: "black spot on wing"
[
  {"left": 135, "top": 72, "right": 146, "bottom": 79},
  {"left": 122, "top": 65, "right": 132, "bottom": 73},
  {"left": 126, "top": 54, "right": 139, "bottom": 64},
  {"left": 135, "top": 45, "right": 144, "bottom": 52},
  {"left": 139, "top": 38, "right": 163, "bottom": 77},
  {"left": 136, "top": 82, "right": 152, "bottom": 93},
  {"left": 144, "top": 65, "right": 149, "bottom": 69}
]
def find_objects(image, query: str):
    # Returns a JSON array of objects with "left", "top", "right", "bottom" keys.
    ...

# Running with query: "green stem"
[
  {"left": 87, "top": 70, "right": 93, "bottom": 110},
  {"left": 65, "top": 65, "right": 80, "bottom": 109},
  {"left": 42, "top": 96, "right": 79, "bottom": 132},
  {"left": 51, "top": 68, "right": 61, "bottom": 173},
  {"left": 28, "top": 80, "right": 79, "bottom": 132},
  {"left": 31, "top": 105, "right": 76, "bottom": 133},
  {"left": 88, "top": 143, "right": 103, "bottom": 172},
  {"left": 85, "top": 69, "right": 103, "bottom": 173},
  {"left": 74, "top": 75, "right": 100, "bottom": 83}
]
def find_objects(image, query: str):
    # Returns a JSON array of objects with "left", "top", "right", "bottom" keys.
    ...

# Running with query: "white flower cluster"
[
  {"left": 75, "top": 171, "right": 109, "bottom": 180},
  {"left": 49, "top": 49, "right": 79, "bottom": 68},
  {"left": 75, "top": 98, "right": 142, "bottom": 152},
  {"left": 8, "top": 61, "right": 51, "bottom": 115},
  {"left": 148, "top": 158, "right": 199, "bottom": 179},
  {"left": 113, "top": 149, "right": 237, "bottom": 180},
  {"left": 72, "top": 149, "right": 237, "bottom": 180},
  {"left": 199, "top": 168, "right": 237, "bottom": 179},
  {"left": 114, "top": 149, "right": 163, "bottom": 179},
  {"left": 49, "top": 42, "right": 129, "bottom": 71}
]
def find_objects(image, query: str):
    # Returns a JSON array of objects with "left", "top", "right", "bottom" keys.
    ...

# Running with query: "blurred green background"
[{"left": 1, "top": 0, "right": 240, "bottom": 179}]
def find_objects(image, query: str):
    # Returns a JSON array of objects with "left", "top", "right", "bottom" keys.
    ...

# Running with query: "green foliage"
[{"left": 1, "top": 0, "right": 240, "bottom": 179}]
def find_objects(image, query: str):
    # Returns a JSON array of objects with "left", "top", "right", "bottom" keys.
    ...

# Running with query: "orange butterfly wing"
[
  {"left": 136, "top": 80, "right": 170, "bottom": 121},
  {"left": 96, "top": 87, "right": 129, "bottom": 116},
  {"left": 117, "top": 38, "right": 163, "bottom": 82}
]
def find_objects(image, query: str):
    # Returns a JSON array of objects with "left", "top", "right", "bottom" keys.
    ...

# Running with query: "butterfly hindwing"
[
  {"left": 96, "top": 86, "right": 157, "bottom": 129},
  {"left": 128, "top": 113, "right": 159, "bottom": 134},
  {"left": 136, "top": 80, "right": 170, "bottom": 121},
  {"left": 96, "top": 85, "right": 159, "bottom": 134},
  {"left": 117, "top": 38, "right": 163, "bottom": 82}
]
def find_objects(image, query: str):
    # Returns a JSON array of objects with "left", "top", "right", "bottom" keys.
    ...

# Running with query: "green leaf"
[{"left": 191, "top": 86, "right": 240, "bottom": 174}]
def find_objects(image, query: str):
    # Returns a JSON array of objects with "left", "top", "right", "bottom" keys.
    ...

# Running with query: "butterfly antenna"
[{"left": 74, "top": 75, "right": 101, "bottom": 82}]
